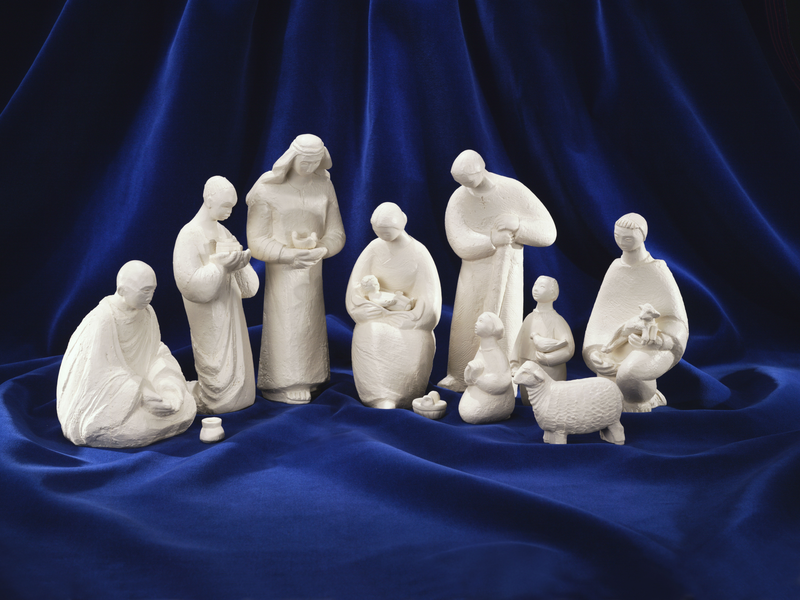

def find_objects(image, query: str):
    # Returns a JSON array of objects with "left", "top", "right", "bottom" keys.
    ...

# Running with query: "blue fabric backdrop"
[{"left": 2, "top": 1, "right": 800, "bottom": 598}]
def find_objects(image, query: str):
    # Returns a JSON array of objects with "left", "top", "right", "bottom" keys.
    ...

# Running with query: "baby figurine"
[
  {"left": 601, "top": 303, "right": 662, "bottom": 354},
  {"left": 357, "top": 275, "right": 414, "bottom": 311}
]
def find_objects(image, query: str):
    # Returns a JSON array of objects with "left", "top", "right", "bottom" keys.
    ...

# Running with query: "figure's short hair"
[
  {"left": 478, "top": 311, "right": 505, "bottom": 339},
  {"left": 116, "top": 260, "right": 156, "bottom": 293},
  {"left": 534, "top": 275, "right": 559, "bottom": 301},
  {"left": 370, "top": 202, "right": 407, "bottom": 230},
  {"left": 451, "top": 149, "right": 485, "bottom": 178},
  {"left": 615, "top": 213, "right": 648, "bottom": 240},
  {"left": 203, "top": 175, "right": 235, "bottom": 202}
]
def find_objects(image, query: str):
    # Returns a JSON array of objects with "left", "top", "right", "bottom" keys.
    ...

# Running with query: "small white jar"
[{"left": 200, "top": 417, "right": 225, "bottom": 443}]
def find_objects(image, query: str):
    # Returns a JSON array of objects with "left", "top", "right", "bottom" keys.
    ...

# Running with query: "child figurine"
[
  {"left": 459, "top": 312, "right": 515, "bottom": 424},
  {"left": 509, "top": 276, "right": 574, "bottom": 405}
]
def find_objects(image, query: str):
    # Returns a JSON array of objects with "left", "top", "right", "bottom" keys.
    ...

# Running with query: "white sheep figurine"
[{"left": 512, "top": 361, "right": 625, "bottom": 445}]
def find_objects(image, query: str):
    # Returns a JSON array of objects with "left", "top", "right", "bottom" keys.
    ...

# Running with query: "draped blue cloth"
[{"left": 2, "top": 1, "right": 800, "bottom": 598}]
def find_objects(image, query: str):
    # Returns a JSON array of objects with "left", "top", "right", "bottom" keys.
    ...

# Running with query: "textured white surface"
[
  {"left": 459, "top": 312, "right": 515, "bottom": 424},
  {"left": 174, "top": 176, "right": 259, "bottom": 414},
  {"left": 583, "top": 214, "right": 689, "bottom": 412},
  {"left": 346, "top": 203, "right": 441, "bottom": 409},
  {"left": 246, "top": 135, "right": 346, "bottom": 404},
  {"left": 438, "top": 150, "right": 556, "bottom": 392},
  {"left": 56, "top": 261, "right": 196, "bottom": 448},
  {"left": 513, "top": 361, "right": 624, "bottom": 445}
]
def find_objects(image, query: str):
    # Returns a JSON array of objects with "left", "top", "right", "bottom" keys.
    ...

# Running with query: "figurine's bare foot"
[
  {"left": 599, "top": 422, "right": 625, "bottom": 445},
  {"left": 651, "top": 389, "right": 667, "bottom": 407},
  {"left": 437, "top": 374, "right": 466, "bottom": 393},
  {"left": 262, "top": 387, "right": 312, "bottom": 405}
]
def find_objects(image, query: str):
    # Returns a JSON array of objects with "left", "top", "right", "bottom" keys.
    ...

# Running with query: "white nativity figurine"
[
  {"left": 356, "top": 275, "right": 414, "bottom": 311},
  {"left": 346, "top": 203, "right": 442, "bottom": 409},
  {"left": 583, "top": 213, "right": 689, "bottom": 412},
  {"left": 246, "top": 134, "right": 346, "bottom": 404},
  {"left": 412, "top": 391, "right": 447, "bottom": 420},
  {"left": 438, "top": 150, "right": 557, "bottom": 393},
  {"left": 173, "top": 176, "right": 260, "bottom": 414},
  {"left": 459, "top": 312, "right": 515, "bottom": 424},
  {"left": 509, "top": 275, "right": 574, "bottom": 405},
  {"left": 513, "top": 361, "right": 624, "bottom": 445},
  {"left": 56, "top": 261, "right": 197, "bottom": 448}
]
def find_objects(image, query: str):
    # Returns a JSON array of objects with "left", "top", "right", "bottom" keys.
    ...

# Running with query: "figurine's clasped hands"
[
  {"left": 211, "top": 249, "right": 252, "bottom": 272},
  {"left": 464, "top": 360, "right": 484, "bottom": 386},
  {"left": 283, "top": 247, "right": 328, "bottom": 269}
]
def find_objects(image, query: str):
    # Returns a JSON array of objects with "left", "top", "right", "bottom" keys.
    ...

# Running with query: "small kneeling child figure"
[
  {"left": 510, "top": 275, "right": 574, "bottom": 405},
  {"left": 459, "top": 312, "right": 515, "bottom": 424}
]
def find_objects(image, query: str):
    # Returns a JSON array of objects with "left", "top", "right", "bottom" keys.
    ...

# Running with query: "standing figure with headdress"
[{"left": 246, "top": 134, "right": 346, "bottom": 404}]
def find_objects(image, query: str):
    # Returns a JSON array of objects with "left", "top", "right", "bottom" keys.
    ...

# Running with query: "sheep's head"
[
  {"left": 638, "top": 303, "right": 660, "bottom": 321},
  {"left": 512, "top": 361, "right": 546, "bottom": 388}
]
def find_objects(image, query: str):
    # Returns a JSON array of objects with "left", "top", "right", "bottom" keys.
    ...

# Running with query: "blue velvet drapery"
[{"left": 2, "top": 1, "right": 799, "bottom": 598}]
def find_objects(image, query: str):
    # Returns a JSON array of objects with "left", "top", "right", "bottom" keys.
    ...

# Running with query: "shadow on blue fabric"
[{"left": 2, "top": 1, "right": 800, "bottom": 599}]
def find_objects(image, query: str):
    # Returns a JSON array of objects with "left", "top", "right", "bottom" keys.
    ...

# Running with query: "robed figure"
[
  {"left": 246, "top": 134, "right": 346, "bottom": 404},
  {"left": 583, "top": 213, "right": 689, "bottom": 412},
  {"left": 174, "top": 176, "right": 259, "bottom": 414},
  {"left": 438, "top": 150, "right": 557, "bottom": 392},
  {"left": 346, "top": 203, "right": 442, "bottom": 409},
  {"left": 57, "top": 261, "right": 197, "bottom": 448}
]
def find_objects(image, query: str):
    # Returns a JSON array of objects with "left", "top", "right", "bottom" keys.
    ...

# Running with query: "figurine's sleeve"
[
  {"left": 318, "top": 182, "right": 346, "bottom": 257},
  {"left": 56, "top": 304, "right": 143, "bottom": 445},
  {"left": 545, "top": 315, "right": 575, "bottom": 364},
  {"left": 173, "top": 228, "right": 226, "bottom": 305},
  {"left": 444, "top": 192, "right": 496, "bottom": 261},
  {"left": 247, "top": 194, "right": 285, "bottom": 263},
  {"left": 234, "top": 263, "right": 259, "bottom": 299},
  {"left": 511, "top": 182, "right": 557, "bottom": 248},
  {"left": 407, "top": 242, "right": 442, "bottom": 330},
  {"left": 345, "top": 243, "right": 373, "bottom": 322},
  {"left": 510, "top": 315, "right": 532, "bottom": 369}
]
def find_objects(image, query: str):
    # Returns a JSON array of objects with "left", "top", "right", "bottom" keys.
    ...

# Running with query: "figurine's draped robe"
[
  {"left": 346, "top": 235, "right": 442, "bottom": 408},
  {"left": 444, "top": 174, "right": 556, "bottom": 387},
  {"left": 583, "top": 255, "right": 689, "bottom": 403},
  {"left": 510, "top": 308, "right": 574, "bottom": 380},
  {"left": 56, "top": 298, "right": 196, "bottom": 447},
  {"left": 173, "top": 221, "right": 259, "bottom": 413},
  {"left": 247, "top": 174, "right": 345, "bottom": 392}
]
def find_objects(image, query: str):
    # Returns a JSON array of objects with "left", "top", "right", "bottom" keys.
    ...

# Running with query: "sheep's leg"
[
  {"left": 543, "top": 431, "right": 567, "bottom": 444},
  {"left": 600, "top": 421, "right": 625, "bottom": 445}
]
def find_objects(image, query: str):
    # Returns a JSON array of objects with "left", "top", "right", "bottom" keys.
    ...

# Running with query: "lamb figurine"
[
  {"left": 601, "top": 303, "right": 661, "bottom": 354},
  {"left": 512, "top": 361, "right": 625, "bottom": 445}
]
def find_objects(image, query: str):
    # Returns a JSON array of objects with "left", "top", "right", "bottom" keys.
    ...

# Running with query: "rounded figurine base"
[{"left": 199, "top": 417, "right": 225, "bottom": 443}]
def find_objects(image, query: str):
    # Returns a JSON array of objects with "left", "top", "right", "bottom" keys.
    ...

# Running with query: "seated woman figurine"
[
  {"left": 346, "top": 203, "right": 441, "bottom": 409},
  {"left": 509, "top": 276, "right": 574, "bottom": 405},
  {"left": 583, "top": 213, "right": 688, "bottom": 412},
  {"left": 459, "top": 312, "right": 515, "bottom": 424},
  {"left": 56, "top": 261, "right": 197, "bottom": 448}
]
